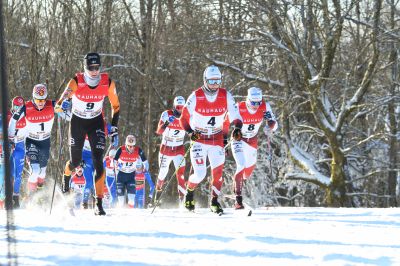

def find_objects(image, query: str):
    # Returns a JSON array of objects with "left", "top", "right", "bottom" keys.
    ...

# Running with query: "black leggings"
[{"left": 68, "top": 114, "right": 106, "bottom": 184}]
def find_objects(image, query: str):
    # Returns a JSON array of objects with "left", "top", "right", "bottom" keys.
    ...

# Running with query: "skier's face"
[
  {"left": 86, "top": 64, "right": 100, "bottom": 78},
  {"left": 76, "top": 168, "right": 83, "bottom": 176},
  {"left": 126, "top": 144, "right": 134, "bottom": 152},
  {"left": 34, "top": 98, "right": 46, "bottom": 110},
  {"left": 174, "top": 105, "right": 184, "bottom": 113}
]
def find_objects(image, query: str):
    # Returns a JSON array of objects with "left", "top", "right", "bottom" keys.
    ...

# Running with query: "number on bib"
[
  {"left": 207, "top": 117, "right": 216, "bottom": 126},
  {"left": 248, "top": 124, "right": 255, "bottom": 131},
  {"left": 86, "top": 103, "right": 95, "bottom": 110}
]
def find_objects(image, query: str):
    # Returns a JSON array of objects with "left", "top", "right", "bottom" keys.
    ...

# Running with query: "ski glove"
[
  {"left": 231, "top": 127, "right": 242, "bottom": 141},
  {"left": 162, "top": 116, "right": 175, "bottom": 129},
  {"left": 188, "top": 130, "right": 201, "bottom": 141},
  {"left": 264, "top": 111, "right": 272, "bottom": 121},
  {"left": 61, "top": 99, "right": 71, "bottom": 111},
  {"left": 62, "top": 175, "right": 71, "bottom": 193},
  {"left": 109, "top": 126, "right": 119, "bottom": 147}
]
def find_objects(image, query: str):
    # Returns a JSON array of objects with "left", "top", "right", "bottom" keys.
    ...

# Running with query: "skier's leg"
[
  {"left": 231, "top": 140, "right": 246, "bottom": 196},
  {"left": 185, "top": 142, "right": 207, "bottom": 210},
  {"left": 243, "top": 142, "right": 258, "bottom": 180},
  {"left": 172, "top": 154, "right": 186, "bottom": 199},
  {"left": 156, "top": 152, "right": 172, "bottom": 190}
]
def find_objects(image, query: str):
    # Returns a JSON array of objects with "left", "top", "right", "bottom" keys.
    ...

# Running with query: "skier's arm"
[
  {"left": 179, "top": 92, "right": 195, "bottom": 133},
  {"left": 223, "top": 112, "right": 231, "bottom": 146},
  {"left": 265, "top": 102, "right": 278, "bottom": 131},
  {"left": 55, "top": 78, "right": 77, "bottom": 113},
  {"left": 113, "top": 147, "right": 122, "bottom": 161},
  {"left": 107, "top": 79, "right": 120, "bottom": 127},
  {"left": 226, "top": 92, "right": 243, "bottom": 129},
  {"left": 8, "top": 105, "right": 25, "bottom": 138},
  {"left": 156, "top": 111, "right": 169, "bottom": 135},
  {"left": 138, "top": 148, "right": 149, "bottom": 171}
]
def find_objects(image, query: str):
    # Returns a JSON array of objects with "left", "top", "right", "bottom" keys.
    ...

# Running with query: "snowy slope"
[{"left": 1, "top": 207, "right": 399, "bottom": 266}]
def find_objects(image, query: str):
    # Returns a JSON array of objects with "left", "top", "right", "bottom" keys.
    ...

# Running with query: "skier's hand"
[
  {"left": 168, "top": 116, "right": 175, "bottom": 123},
  {"left": 231, "top": 127, "right": 242, "bottom": 141},
  {"left": 61, "top": 99, "right": 71, "bottom": 111},
  {"left": 263, "top": 111, "right": 272, "bottom": 120},
  {"left": 188, "top": 130, "right": 201, "bottom": 141},
  {"left": 109, "top": 126, "right": 119, "bottom": 147}
]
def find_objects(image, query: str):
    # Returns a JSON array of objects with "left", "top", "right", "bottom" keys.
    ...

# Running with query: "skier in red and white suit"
[
  {"left": 230, "top": 87, "right": 278, "bottom": 209},
  {"left": 155, "top": 96, "right": 187, "bottom": 204},
  {"left": 180, "top": 65, "right": 243, "bottom": 214}
]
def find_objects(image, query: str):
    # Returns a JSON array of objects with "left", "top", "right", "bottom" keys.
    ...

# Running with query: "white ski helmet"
[
  {"left": 125, "top": 135, "right": 136, "bottom": 146},
  {"left": 203, "top": 65, "right": 222, "bottom": 95},
  {"left": 246, "top": 87, "right": 263, "bottom": 109},
  {"left": 173, "top": 96, "right": 185, "bottom": 112},
  {"left": 173, "top": 96, "right": 185, "bottom": 107},
  {"left": 32, "top": 84, "right": 48, "bottom": 100},
  {"left": 247, "top": 87, "right": 263, "bottom": 102},
  {"left": 109, "top": 149, "right": 116, "bottom": 158}
]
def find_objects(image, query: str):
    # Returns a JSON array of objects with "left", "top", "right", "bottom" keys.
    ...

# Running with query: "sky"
[{"left": 1, "top": 205, "right": 399, "bottom": 266}]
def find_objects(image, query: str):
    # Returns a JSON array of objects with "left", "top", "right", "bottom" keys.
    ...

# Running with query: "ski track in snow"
[{"left": 1, "top": 207, "right": 399, "bottom": 266}]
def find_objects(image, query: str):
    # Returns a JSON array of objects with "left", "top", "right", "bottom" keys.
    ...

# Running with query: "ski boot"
[
  {"left": 82, "top": 202, "right": 89, "bottom": 209},
  {"left": 184, "top": 189, "right": 195, "bottom": 211},
  {"left": 13, "top": 195, "right": 20, "bottom": 209},
  {"left": 94, "top": 197, "right": 106, "bottom": 216},
  {"left": 210, "top": 196, "right": 223, "bottom": 214},
  {"left": 234, "top": 195, "right": 245, "bottom": 210}
]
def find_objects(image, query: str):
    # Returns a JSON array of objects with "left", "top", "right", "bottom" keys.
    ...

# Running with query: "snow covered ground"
[{"left": 1, "top": 206, "right": 399, "bottom": 266}]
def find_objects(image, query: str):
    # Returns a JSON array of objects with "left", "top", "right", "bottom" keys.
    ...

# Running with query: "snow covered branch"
[
  {"left": 206, "top": 57, "right": 285, "bottom": 87},
  {"left": 286, "top": 142, "right": 330, "bottom": 186}
]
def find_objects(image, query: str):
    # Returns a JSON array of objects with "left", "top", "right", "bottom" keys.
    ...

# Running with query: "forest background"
[{"left": 2, "top": 0, "right": 399, "bottom": 208}]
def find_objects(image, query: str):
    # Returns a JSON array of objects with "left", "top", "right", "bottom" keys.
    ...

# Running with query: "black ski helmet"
[{"left": 83, "top": 52, "right": 101, "bottom": 69}]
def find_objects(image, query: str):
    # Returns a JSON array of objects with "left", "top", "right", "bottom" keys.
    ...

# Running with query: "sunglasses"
[
  {"left": 207, "top": 79, "right": 222, "bottom": 85},
  {"left": 34, "top": 99, "right": 46, "bottom": 103},
  {"left": 127, "top": 145, "right": 134, "bottom": 148},
  {"left": 249, "top": 101, "right": 262, "bottom": 106},
  {"left": 12, "top": 105, "right": 21, "bottom": 111},
  {"left": 88, "top": 65, "right": 100, "bottom": 71}
]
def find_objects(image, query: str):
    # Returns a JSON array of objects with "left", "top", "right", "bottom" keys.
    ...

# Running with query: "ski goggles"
[
  {"left": 12, "top": 105, "right": 21, "bottom": 112},
  {"left": 249, "top": 101, "right": 262, "bottom": 107},
  {"left": 87, "top": 65, "right": 100, "bottom": 71},
  {"left": 207, "top": 79, "right": 222, "bottom": 85},
  {"left": 34, "top": 98, "right": 46, "bottom": 103}
]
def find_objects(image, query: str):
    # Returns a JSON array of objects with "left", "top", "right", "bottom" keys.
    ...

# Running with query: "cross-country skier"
[
  {"left": 7, "top": 96, "right": 26, "bottom": 208},
  {"left": 154, "top": 96, "right": 187, "bottom": 205},
  {"left": 56, "top": 52, "right": 120, "bottom": 215},
  {"left": 134, "top": 160, "right": 154, "bottom": 208},
  {"left": 103, "top": 148, "right": 118, "bottom": 208},
  {"left": 179, "top": 65, "right": 243, "bottom": 214},
  {"left": 9, "top": 84, "right": 63, "bottom": 200},
  {"left": 229, "top": 87, "right": 278, "bottom": 209},
  {"left": 70, "top": 165, "right": 86, "bottom": 209},
  {"left": 114, "top": 135, "right": 148, "bottom": 208}
]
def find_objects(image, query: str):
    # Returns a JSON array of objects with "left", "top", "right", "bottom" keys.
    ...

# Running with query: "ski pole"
[
  {"left": 266, "top": 130, "right": 273, "bottom": 179},
  {"left": 151, "top": 140, "right": 193, "bottom": 214},
  {"left": 50, "top": 114, "right": 64, "bottom": 214}
]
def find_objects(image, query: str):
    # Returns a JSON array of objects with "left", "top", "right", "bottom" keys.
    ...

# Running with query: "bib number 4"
[{"left": 207, "top": 117, "right": 216, "bottom": 126}]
